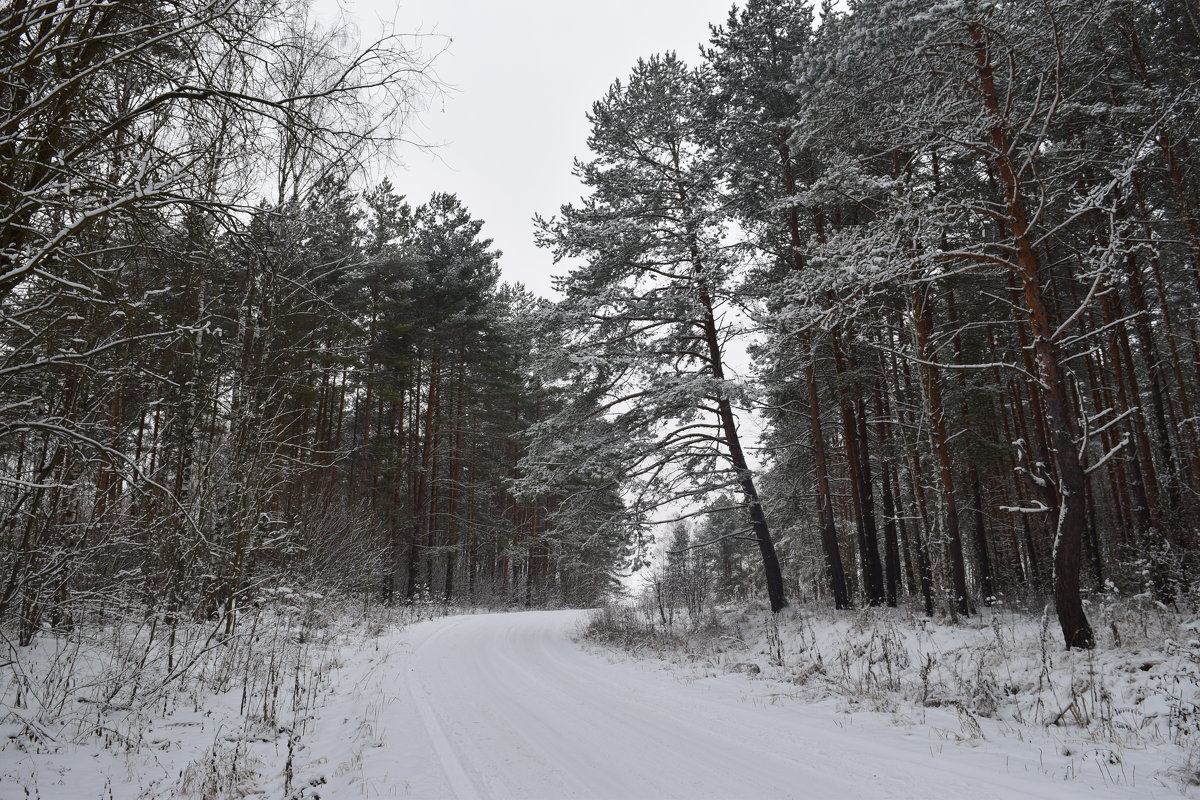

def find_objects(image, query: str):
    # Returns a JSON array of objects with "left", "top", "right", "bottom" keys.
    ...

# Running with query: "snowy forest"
[
  {"left": 526, "top": 0, "right": 1200, "bottom": 653},
  {"left": 0, "top": 0, "right": 632, "bottom": 643},
  {"left": 3, "top": 0, "right": 1200, "bottom": 797}
]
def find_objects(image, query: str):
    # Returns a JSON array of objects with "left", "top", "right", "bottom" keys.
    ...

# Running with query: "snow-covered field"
[{"left": 2, "top": 601, "right": 1197, "bottom": 798}]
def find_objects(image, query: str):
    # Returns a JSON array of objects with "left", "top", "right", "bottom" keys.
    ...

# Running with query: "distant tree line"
[{"left": 525, "top": 0, "right": 1200, "bottom": 649}]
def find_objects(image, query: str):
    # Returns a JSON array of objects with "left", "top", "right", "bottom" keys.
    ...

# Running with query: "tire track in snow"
[{"left": 405, "top": 617, "right": 487, "bottom": 800}]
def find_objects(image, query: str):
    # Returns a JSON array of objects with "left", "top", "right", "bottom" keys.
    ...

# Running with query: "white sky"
[{"left": 322, "top": 0, "right": 740, "bottom": 298}]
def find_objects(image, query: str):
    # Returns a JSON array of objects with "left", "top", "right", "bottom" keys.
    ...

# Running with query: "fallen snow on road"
[
  {"left": 323, "top": 609, "right": 1187, "bottom": 799},
  {"left": 3, "top": 607, "right": 1193, "bottom": 798}
]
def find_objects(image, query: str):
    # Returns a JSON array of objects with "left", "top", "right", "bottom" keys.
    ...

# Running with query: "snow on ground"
[
  {"left": 586, "top": 598, "right": 1200, "bottom": 798},
  {"left": 2, "top": 601, "right": 1196, "bottom": 798},
  {"left": 0, "top": 596, "right": 451, "bottom": 800}
]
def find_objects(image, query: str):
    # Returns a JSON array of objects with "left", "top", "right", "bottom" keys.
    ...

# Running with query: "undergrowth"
[{"left": 0, "top": 590, "right": 451, "bottom": 799}]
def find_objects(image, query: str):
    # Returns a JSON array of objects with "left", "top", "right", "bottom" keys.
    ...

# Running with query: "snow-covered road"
[{"left": 315, "top": 609, "right": 1147, "bottom": 800}]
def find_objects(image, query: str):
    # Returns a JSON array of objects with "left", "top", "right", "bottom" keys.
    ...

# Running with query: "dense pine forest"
[
  {"left": 528, "top": 0, "right": 1200, "bottom": 651},
  {"left": 3, "top": 0, "right": 1199, "bottom": 660}
]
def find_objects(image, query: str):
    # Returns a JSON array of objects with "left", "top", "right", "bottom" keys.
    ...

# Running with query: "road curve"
[{"left": 386, "top": 610, "right": 1119, "bottom": 800}]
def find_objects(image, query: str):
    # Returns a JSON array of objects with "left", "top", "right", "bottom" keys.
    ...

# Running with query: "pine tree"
[{"left": 529, "top": 53, "right": 789, "bottom": 612}]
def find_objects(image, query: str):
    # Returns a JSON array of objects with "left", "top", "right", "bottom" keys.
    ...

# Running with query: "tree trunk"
[
  {"left": 780, "top": 148, "right": 850, "bottom": 610},
  {"left": 874, "top": 383, "right": 902, "bottom": 607},
  {"left": 971, "top": 22, "right": 1093, "bottom": 648},
  {"left": 831, "top": 333, "right": 885, "bottom": 606},
  {"left": 699, "top": 289, "right": 788, "bottom": 613},
  {"left": 806, "top": 355, "right": 851, "bottom": 609},
  {"left": 912, "top": 285, "right": 972, "bottom": 616}
]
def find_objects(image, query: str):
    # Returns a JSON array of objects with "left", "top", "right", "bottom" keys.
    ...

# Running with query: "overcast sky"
[{"left": 322, "top": 0, "right": 739, "bottom": 297}]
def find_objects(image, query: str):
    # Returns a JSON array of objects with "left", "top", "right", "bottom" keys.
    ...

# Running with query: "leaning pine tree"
[{"left": 527, "top": 53, "right": 788, "bottom": 612}]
